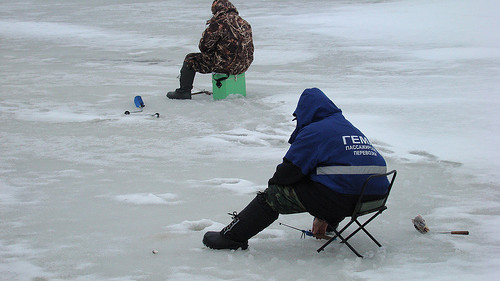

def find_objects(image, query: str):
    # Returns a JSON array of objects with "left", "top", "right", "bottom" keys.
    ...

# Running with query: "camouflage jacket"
[{"left": 199, "top": 0, "right": 254, "bottom": 74}]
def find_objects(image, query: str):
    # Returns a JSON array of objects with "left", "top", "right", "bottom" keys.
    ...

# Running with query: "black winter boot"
[
  {"left": 203, "top": 193, "right": 279, "bottom": 250},
  {"left": 167, "top": 61, "right": 195, "bottom": 99}
]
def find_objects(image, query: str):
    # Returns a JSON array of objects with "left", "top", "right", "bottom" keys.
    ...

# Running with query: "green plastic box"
[{"left": 212, "top": 73, "right": 246, "bottom": 100}]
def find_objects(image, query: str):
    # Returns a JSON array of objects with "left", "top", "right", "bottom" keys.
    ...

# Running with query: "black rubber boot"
[
  {"left": 203, "top": 193, "right": 279, "bottom": 250},
  {"left": 167, "top": 61, "right": 195, "bottom": 99}
]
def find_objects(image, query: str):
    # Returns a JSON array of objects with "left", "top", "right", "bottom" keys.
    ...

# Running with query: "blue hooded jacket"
[{"left": 283, "top": 88, "right": 388, "bottom": 195}]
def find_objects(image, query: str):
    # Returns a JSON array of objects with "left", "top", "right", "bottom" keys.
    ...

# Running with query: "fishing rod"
[
  {"left": 279, "top": 222, "right": 333, "bottom": 240},
  {"left": 412, "top": 215, "right": 469, "bottom": 235},
  {"left": 191, "top": 90, "right": 212, "bottom": 96},
  {"left": 124, "top": 96, "right": 160, "bottom": 118}
]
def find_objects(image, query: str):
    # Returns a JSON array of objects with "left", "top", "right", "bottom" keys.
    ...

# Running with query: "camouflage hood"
[{"left": 211, "top": 0, "right": 238, "bottom": 17}]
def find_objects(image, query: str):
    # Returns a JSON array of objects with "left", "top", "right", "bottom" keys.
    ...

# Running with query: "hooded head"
[
  {"left": 211, "top": 0, "right": 238, "bottom": 15},
  {"left": 288, "top": 88, "right": 342, "bottom": 144}
]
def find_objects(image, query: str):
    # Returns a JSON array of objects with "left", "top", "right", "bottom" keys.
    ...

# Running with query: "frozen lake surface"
[{"left": 1, "top": 0, "right": 499, "bottom": 280}]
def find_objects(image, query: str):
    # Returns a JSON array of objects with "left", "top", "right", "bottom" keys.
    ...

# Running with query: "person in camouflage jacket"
[{"left": 167, "top": 0, "right": 254, "bottom": 99}]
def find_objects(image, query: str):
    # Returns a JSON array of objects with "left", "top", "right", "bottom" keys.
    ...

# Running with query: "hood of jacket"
[
  {"left": 289, "top": 88, "right": 342, "bottom": 144},
  {"left": 211, "top": 0, "right": 238, "bottom": 16}
]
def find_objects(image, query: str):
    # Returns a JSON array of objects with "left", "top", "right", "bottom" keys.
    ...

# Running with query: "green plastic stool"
[{"left": 212, "top": 73, "right": 246, "bottom": 100}]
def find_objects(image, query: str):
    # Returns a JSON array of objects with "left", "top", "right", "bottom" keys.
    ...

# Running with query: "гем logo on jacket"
[{"left": 342, "top": 135, "right": 379, "bottom": 156}]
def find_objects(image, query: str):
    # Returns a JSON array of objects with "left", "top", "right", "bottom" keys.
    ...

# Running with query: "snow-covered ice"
[{"left": 1, "top": 0, "right": 499, "bottom": 280}]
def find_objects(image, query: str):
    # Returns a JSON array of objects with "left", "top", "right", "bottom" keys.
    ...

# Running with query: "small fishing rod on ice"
[
  {"left": 412, "top": 215, "right": 469, "bottom": 235},
  {"left": 279, "top": 222, "right": 333, "bottom": 240}
]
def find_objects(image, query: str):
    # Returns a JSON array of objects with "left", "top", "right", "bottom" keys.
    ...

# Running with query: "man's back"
[{"left": 285, "top": 88, "right": 389, "bottom": 195}]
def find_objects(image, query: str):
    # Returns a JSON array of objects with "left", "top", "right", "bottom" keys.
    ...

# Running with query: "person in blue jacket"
[{"left": 203, "top": 88, "right": 389, "bottom": 250}]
